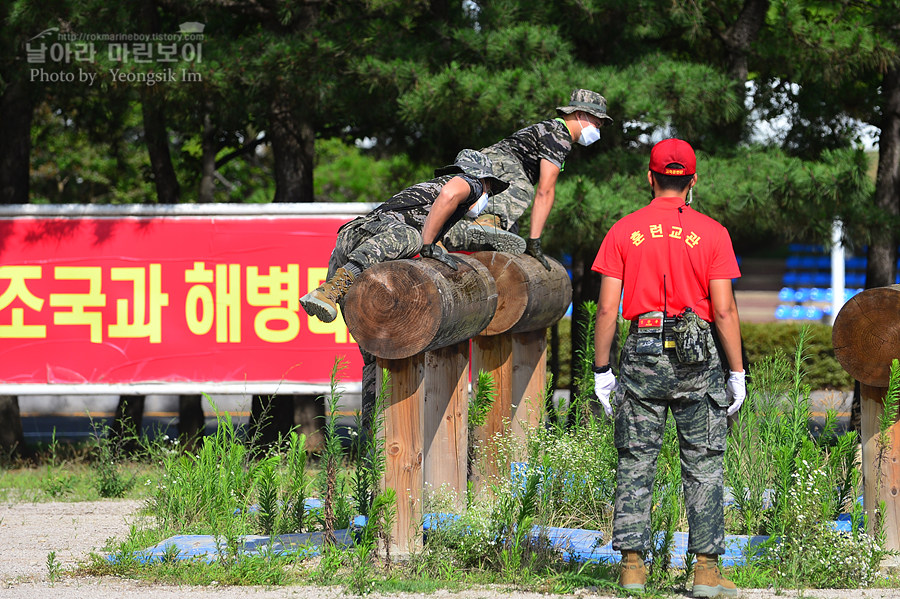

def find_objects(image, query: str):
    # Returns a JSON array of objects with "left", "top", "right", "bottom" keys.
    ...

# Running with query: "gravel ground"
[{"left": 1, "top": 499, "right": 899, "bottom": 599}]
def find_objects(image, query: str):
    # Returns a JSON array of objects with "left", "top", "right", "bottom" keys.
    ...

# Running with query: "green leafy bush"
[
  {"left": 741, "top": 323, "right": 853, "bottom": 391},
  {"left": 550, "top": 320, "right": 854, "bottom": 391}
]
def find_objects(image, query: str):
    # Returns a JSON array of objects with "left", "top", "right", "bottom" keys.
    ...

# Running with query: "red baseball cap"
[{"left": 649, "top": 139, "right": 696, "bottom": 176}]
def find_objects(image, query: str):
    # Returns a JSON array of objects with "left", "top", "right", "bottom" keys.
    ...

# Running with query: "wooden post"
[
  {"left": 859, "top": 383, "right": 900, "bottom": 549},
  {"left": 468, "top": 252, "right": 572, "bottom": 483},
  {"left": 346, "top": 255, "right": 498, "bottom": 552},
  {"left": 511, "top": 330, "right": 547, "bottom": 439},
  {"left": 424, "top": 341, "right": 469, "bottom": 507},
  {"left": 378, "top": 354, "right": 425, "bottom": 554},
  {"left": 833, "top": 284, "right": 900, "bottom": 549},
  {"left": 470, "top": 333, "right": 514, "bottom": 488}
]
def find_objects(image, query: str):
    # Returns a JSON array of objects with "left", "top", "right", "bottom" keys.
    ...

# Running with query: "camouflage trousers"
[
  {"left": 327, "top": 212, "right": 420, "bottom": 428},
  {"left": 442, "top": 147, "right": 534, "bottom": 248},
  {"left": 612, "top": 329, "right": 729, "bottom": 555},
  {"left": 326, "top": 212, "right": 422, "bottom": 280}
]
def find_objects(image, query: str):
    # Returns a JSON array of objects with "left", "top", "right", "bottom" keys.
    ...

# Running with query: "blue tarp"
[
  {"left": 124, "top": 529, "right": 355, "bottom": 564},
  {"left": 122, "top": 466, "right": 860, "bottom": 567}
]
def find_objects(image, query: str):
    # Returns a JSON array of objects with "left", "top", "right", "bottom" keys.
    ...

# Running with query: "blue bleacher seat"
[
  {"left": 846, "top": 257, "right": 866, "bottom": 270},
  {"left": 793, "top": 288, "right": 812, "bottom": 302},
  {"left": 809, "top": 288, "right": 828, "bottom": 302},
  {"left": 846, "top": 273, "right": 865, "bottom": 287}
]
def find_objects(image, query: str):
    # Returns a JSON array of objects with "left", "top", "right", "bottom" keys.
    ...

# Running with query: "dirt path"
[{"left": 1, "top": 499, "right": 898, "bottom": 598}]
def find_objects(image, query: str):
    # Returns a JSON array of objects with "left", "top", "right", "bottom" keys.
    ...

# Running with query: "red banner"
[{"left": 0, "top": 214, "right": 363, "bottom": 385}]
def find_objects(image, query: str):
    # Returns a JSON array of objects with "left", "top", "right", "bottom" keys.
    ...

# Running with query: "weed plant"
[
  {"left": 726, "top": 326, "right": 885, "bottom": 588},
  {"left": 89, "top": 417, "right": 137, "bottom": 498},
  {"left": 66, "top": 311, "right": 889, "bottom": 594}
]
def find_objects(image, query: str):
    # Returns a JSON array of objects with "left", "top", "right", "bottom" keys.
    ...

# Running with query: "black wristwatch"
[{"left": 592, "top": 364, "right": 611, "bottom": 374}]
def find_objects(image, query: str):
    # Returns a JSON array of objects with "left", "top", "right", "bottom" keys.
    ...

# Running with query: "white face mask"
[
  {"left": 577, "top": 123, "right": 601, "bottom": 146},
  {"left": 466, "top": 192, "right": 490, "bottom": 217}
]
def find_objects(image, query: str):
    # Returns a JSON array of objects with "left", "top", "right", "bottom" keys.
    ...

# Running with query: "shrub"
[{"left": 550, "top": 320, "right": 853, "bottom": 391}]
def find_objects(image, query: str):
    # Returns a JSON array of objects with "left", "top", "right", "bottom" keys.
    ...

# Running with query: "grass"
[{"left": 2, "top": 309, "right": 897, "bottom": 594}]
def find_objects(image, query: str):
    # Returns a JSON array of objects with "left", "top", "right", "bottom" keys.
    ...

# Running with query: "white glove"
[
  {"left": 726, "top": 370, "right": 746, "bottom": 416},
  {"left": 593, "top": 369, "right": 618, "bottom": 417}
]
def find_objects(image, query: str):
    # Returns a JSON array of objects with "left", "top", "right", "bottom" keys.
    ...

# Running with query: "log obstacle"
[
  {"left": 342, "top": 251, "right": 570, "bottom": 552},
  {"left": 468, "top": 252, "right": 572, "bottom": 487},
  {"left": 344, "top": 254, "right": 496, "bottom": 551},
  {"left": 832, "top": 284, "right": 900, "bottom": 550}
]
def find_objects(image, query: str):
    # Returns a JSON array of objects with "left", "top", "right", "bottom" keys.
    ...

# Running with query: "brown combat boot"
[
  {"left": 619, "top": 550, "right": 646, "bottom": 592},
  {"left": 692, "top": 554, "right": 737, "bottom": 598},
  {"left": 464, "top": 214, "right": 526, "bottom": 254},
  {"left": 299, "top": 266, "right": 356, "bottom": 323}
]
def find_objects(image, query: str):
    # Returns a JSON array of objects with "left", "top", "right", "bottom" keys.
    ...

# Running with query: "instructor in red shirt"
[{"left": 591, "top": 139, "right": 745, "bottom": 598}]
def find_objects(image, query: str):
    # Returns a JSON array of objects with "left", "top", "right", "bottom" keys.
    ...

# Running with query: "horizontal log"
[
  {"left": 832, "top": 284, "right": 900, "bottom": 387},
  {"left": 343, "top": 254, "right": 497, "bottom": 360},
  {"left": 469, "top": 252, "right": 572, "bottom": 335}
]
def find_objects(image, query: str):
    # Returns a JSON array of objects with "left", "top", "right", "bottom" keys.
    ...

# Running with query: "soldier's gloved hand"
[
  {"left": 593, "top": 370, "right": 617, "bottom": 417},
  {"left": 726, "top": 370, "right": 746, "bottom": 416},
  {"left": 420, "top": 243, "right": 459, "bottom": 271},
  {"left": 525, "top": 237, "right": 552, "bottom": 271}
]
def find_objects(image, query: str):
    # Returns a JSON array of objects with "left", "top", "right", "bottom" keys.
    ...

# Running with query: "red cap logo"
[{"left": 649, "top": 139, "right": 696, "bottom": 176}]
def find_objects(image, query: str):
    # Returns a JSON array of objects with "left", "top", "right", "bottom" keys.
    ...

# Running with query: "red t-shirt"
[{"left": 592, "top": 196, "right": 741, "bottom": 322}]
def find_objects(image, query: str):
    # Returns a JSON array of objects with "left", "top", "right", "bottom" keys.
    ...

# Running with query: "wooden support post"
[
  {"left": 471, "top": 333, "right": 513, "bottom": 488},
  {"left": 833, "top": 284, "right": 900, "bottom": 550},
  {"left": 860, "top": 383, "right": 900, "bottom": 549},
  {"left": 378, "top": 354, "right": 425, "bottom": 554},
  {"left": 468, "top": 252, "right": 572, "bottom": 483},
  {"left": 511, "top": 330, "right": 547, "bottom": 439},
  {"left": 424, "top": 341, "right": 469, "bottom": 507}
]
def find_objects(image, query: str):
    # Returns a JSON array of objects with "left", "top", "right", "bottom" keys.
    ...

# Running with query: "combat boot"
[
  {"left": 464, "top": 214, "right": 526, "bottom": 254},
  {"left": 692, "top": 554, "right": 737, "bottom": 598},
  {"left": 299, "top": 267, "right": 356, "bottom": 323},
  {"left": 619, "top": 550, "right": 646, "bottom": 592}
]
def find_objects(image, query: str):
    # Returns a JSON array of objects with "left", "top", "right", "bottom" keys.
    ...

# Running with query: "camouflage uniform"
[
  {"left": 443, "top": 119, "right": 573, "bottom": 248},
  {"left": 327, "top": 173, "right": 482, "bottom": 280},
  {"left": 612, "top": 327, "right": 729, "bottom": 555},
  {"left": 328, "top": 173, "right": 485, "bottom": 427}
]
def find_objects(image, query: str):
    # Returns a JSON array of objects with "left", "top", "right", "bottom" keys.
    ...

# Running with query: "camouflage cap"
[
  {"left": 434, "top": 149, "right": 511, "bottom": 194},
  {"left": 556, "top": 88, "right": 613, "bottom": 124}
]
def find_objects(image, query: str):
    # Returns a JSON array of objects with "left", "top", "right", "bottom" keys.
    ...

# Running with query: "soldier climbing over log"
[
  {"left": 442, "top": 88, "right": 613, "bottom": 269},
  {"left": 300, "top": 149, "right": 510, "bottom": 427},
  {"left": 299, "top": 149, "right": 510, "bottom": 324}
]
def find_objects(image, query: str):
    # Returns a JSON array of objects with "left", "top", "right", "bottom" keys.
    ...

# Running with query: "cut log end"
[
  {"left": 833, "top": 284, "right": 900, "bottom": 387},
  {"left": 470, "top": 252, "right": 572, "bottom": 335},
  {"left": 344, "top": 260, "right": 442, "bottom": 359},
  {"left": 344, "top": 255, "right": 497, "bottom": 360}
]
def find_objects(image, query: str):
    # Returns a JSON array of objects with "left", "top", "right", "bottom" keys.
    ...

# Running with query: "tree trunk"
[
  {"left": 198, "top": 111, "right": 217, "bottom": 203},
  {"left": 268, "top": 88, "right": 314, "bottom": 203},
  {"left": 248, "top": 397, "right": 296, "bottom": 451},
  {"left": 141, "top": 91, "right": 181, "bottom": 204},
  {"left": 137, "top": 0, "right": 179, "bottom": 204},
  {"left": 293, "top": 395, "right": 325, "bottom": 452},
  {"left": 866, "top": 66, "right": 900, "bottom": 289},
  {"left": 0, "top": 78, "right": 32, "bottom": 204},
  {"left": 721, "top": 0, "right": 770, "bottom": 84},
  {"left": 0, "top": 396, "right": 26, "bottom": 460},
  {"left": 178, "top": 395, "right": 206, "bottom": 452},
  {"left": 110, "top": 396, "right": 146, "bottom": 454}
]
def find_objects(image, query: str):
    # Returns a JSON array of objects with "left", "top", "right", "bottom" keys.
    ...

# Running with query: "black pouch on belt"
[
  {"left": 633, "top": 311, "right": 664, "bottom": 355},
  {"left": 672, "top": 307, "right": 710, "bottom": 364}
]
